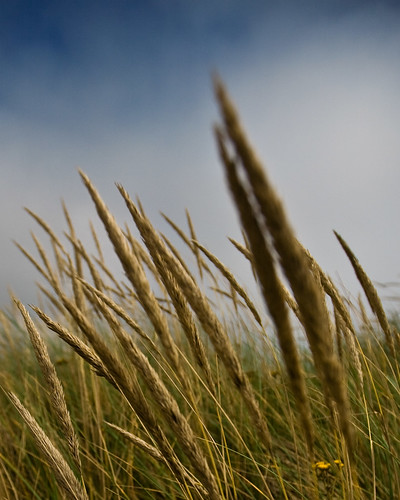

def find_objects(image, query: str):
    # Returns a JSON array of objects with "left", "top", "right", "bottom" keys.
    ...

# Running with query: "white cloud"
[
  {"left": 221, "top": 5, "right": 400, "bottom": 301},
  {"left": 1, "top": 2, "right": 400, "bottom": 309}
]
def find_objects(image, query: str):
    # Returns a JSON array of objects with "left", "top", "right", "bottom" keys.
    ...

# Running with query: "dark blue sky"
[
  {"left": 3, "top": 1, "right": 396, "bottom": 131},
  {"left": 1, "top": 1, "right": 400, "bottom": 307}
]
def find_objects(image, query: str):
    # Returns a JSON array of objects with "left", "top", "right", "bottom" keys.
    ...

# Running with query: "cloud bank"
[{"left": 1, "top": 1, "right": 399, "bottom": 308}]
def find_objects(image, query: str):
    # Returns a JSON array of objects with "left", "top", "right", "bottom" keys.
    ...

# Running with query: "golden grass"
[
  {"left": 1, "top": 77, "right": 399, "bottom": 499},
  {"left": 6, "top": 392, "right": 88, "bottom": 500}
]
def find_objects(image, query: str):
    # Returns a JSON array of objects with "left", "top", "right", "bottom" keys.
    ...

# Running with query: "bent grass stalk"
[
  {"left": 214, "top": 78, "right": 354, "bottom": 468},
  {"left": 13, "top": 299, "right": 83, "bottom": 475},
  {"left": 116, "top": 183, "right": 273, "bottom": 452},
  {"left": 4, "top": 76, "right": 400, "bottom": 499},
  {"left": 79, "top": 170, "right": 185, "bottom": 384},
  {"left": 6, "top": 392, "right": 88, "bottom": 500},
  {"left": 334, "top": 231, "right": 396, "bottom": 358},
  {"left": 214, "top": 126, "right": 314, "bottom": 459}
]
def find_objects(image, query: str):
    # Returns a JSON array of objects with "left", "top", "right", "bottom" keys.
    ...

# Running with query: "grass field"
[{"left": 0, "top": 79, "right": 399, "bottom": 499}]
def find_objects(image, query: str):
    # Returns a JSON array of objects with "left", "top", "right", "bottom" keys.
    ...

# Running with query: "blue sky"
[{"left": 1, "top": 0, "right": 400, "bottom": 308}]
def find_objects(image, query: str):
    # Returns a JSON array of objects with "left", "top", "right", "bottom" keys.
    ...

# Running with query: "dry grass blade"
[
  {"left": 105, "top": 421, "right": 208, "bottom": 496},
  {"left": 214, "top": 77, "right": 354, "bottom": 461},
  {"left": 13, "top": 299, "right": 83, "bottom": 474},
  {"left": 193, "top": 241, "right": 262, "bottom": 327},
  {"left": 78, "top": 278, "right": 160, "bottom": 350},
  {"left": 144, "top": 246, "right": 215, "bottom": 392},
  {"left": 123, "top": 224, "right": 165, "bottom": 289},
  {"left": 161, "top": 212, "right": 217, "bottom": 286},
  {"left": 62, "top": 201, "right": 85, "bottom": 311},
  {"left": 304, "top": 252, "right": 364, "bottom": 386},
  {"left": 92, "top": 254, "right": 126, "bottom": 298},
  {"left": 24, "top": 208, "right": 68, "bottom": 281},
  {"left": 90, "top": 291, "right": 221, "bottom": 499},
  {"left": 186, "top": 209, "right": 204, "bottom": 280},
  {"left": 228, "top": 237, "right": 252, "bottom": 261},
  {"left": 6, "top": 392, "right": 88, "bottom": 500},
  {"left": 78, "top": 170, "right": 184, "bottom": 381},
  {"left": 65, "top": 235, "right": 105, "bottom": 292},
  {"left": 116, "top": 183, "right": 272, "bottom": 453},
  {"left": 36, "top": 283, "right": 66, "bottom": 315},
  {"left": 215, "top": 127, "right": 314, "bottom": 455},
  {"left": 30, "top": 232, "right": 61, "bottom": 290},
  {"left": 228, "top": 236, "right": 259, "bottom": 282},
  {"left": 105, "top": 421, "right": 164, "bottom": 462},
  {"left": 45, "top": 278, "right": 215, "bottom": 497},
  {"left": 13, "top": 241, "right": 51, "bottom": 284},
  {"left": 89, "top": 221, "right": 104, "bottom": 264},
  {"left": 30, "top": 305, "right": 113, "bottom": 383},
  {"left": 161, "top": 232, "right": 197, "bottom": 283},
  {"left": 334, "top": 231, "right": 395, "bottom": 357},
  {"left": 23, "top": 208, "right": 65, "bottom": 252}
]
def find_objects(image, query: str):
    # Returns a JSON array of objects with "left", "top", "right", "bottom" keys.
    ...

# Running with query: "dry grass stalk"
[
  {"left": 90, "top": 291, "right": 221, "bottom": 499},
  {"left": 65, "top": 235, "right": 105, "bottom": 292},
  {"left": 42, "top": 286, "right": 203, "bottom": 495},
  {"left": 142, "top": 245, "right": 215, "bottom": 392},
  {"left": 64, "top": 254, "right": 89, "bottom": 316},
  {"left": 14, "top": 240, "right": 52, "bottom": 285},
  {"left": 89, "top": 221, "right": 104, "bottom": 264},
  {"left": 30, "top": 232, "right": 62, "bottom": 292},
  {"left": 123, "top": 226, "right": 175, "bottom": 308},
  {"left": 214, "top": 127, "right": 314, "bottom": 455},
  {"left": 335, "top": 311, "right": 364, "bottom": 389},
  {"left": 186, "top": 209, "right": 204, "bottom": 280},
  {"left": 194, "top": 241, "right": 262, "bottom": 327},
  {"left": 62, "top": 202, "right": 86, "bottom": 311},
  {"left": 308, "top": 260, "right": 364, "bottom": 388},
  {"left": 6, "top": 392, "right": 88, "bottom": 500},
  {"left": 36, "top": 283, "right": 68, "bottom": 317},
  {"left": 78, "top": 278, "right": 162, "bottom": 359},
  {"left": 14, "top": 299, "right": 83, "bottom": 474},
  {"left": 79, "top": 170, "right": 184, "bottom": 381},
  {"left": 228, "top": 236, "right": 259, "bottom": 282},
  {"left": 123, "top": 225, "right": 164, "bottom": 286},
  {"left": 116, "top": 183, "right": 272, "bottom": 453},
  {"left": 105, "top": 421, "right": 164, "bottom": 462},
  {"left": 24, "top": 208, "right": 67, "bottom": 281},
  {"left": 228, "top": 238, "right": 301, "bottom": 323},
  {"left": 0, "top": 310, "right": 14, "bottom": 349},
  {"left": 30, "top": 305, "right": 113, "bottom": 384},
  {"left": 105, "top": 421, "right": 208, "bottom": 496},
  {"left": 161, "top": 212, "right": 192, "bottom": 250},
  {"left": 24, "top": 208, "right": 64, "bottom": 249},
  {"left": 334, "top": 231, "right": 395, "bottom": 358},
  {"left": 228, "top": 237, "right": 252, "bottom": 261},
  {"left": 161, "top": 213, "right": 217, "bottom": 286},
  {"left": 304, "top": 248, "right": 358, "bottom": 336},
  {"left": 357, "top": 295, "right": 374, "bottom": 332},
  {"left": 161, "top": 232, "right": 198, "bottom": 283},
  {"left": 214, "top": 77, "right": 354, "bottom": 459},
  {"left": 92, "top": 255, "right": 126, "bottom": 299}
]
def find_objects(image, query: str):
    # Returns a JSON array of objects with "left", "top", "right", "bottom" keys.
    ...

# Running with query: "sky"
[{"left": 1, "top": 0, "right": 400, "bottom": 311}]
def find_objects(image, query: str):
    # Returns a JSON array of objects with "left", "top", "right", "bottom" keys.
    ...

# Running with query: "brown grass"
[
  {"left": 214, "top": 77, "right": 354, "bottom": 468},
  {"left": 3, "top": 76, "right": 399, "bottom": 500}
]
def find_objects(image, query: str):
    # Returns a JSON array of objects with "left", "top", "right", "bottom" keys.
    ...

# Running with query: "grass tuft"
[{"left": 0, "top": 77, "right": 399, "bottom": 499}]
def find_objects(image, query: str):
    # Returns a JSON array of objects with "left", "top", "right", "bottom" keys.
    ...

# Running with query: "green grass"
[
  {"left": 1, "top": 307, "right": 400, "bottom": 499},
  {"left": 0, "top": 79, "right": 399, "bottom": 499}
]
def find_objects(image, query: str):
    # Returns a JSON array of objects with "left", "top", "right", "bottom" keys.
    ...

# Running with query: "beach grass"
[{"left": 0, "top": 79, "right": 399, "bottom": 499}]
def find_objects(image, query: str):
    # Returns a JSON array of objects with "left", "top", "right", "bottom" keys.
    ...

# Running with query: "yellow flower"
[
  {"left": 334, "top": 459, "right": 344, "bottom": 467},
  {"left": 313, "top": 461, "right": 331, "bottom": 470}
]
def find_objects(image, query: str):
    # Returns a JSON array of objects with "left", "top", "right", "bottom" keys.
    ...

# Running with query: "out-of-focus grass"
[{"left": 0, "top": 79, "right": 399, "bottom": 499}]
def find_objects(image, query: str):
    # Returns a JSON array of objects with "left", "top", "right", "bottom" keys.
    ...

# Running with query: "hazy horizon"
[{"left": 1, "top": 0, "right": 400, "bottom": 311}]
